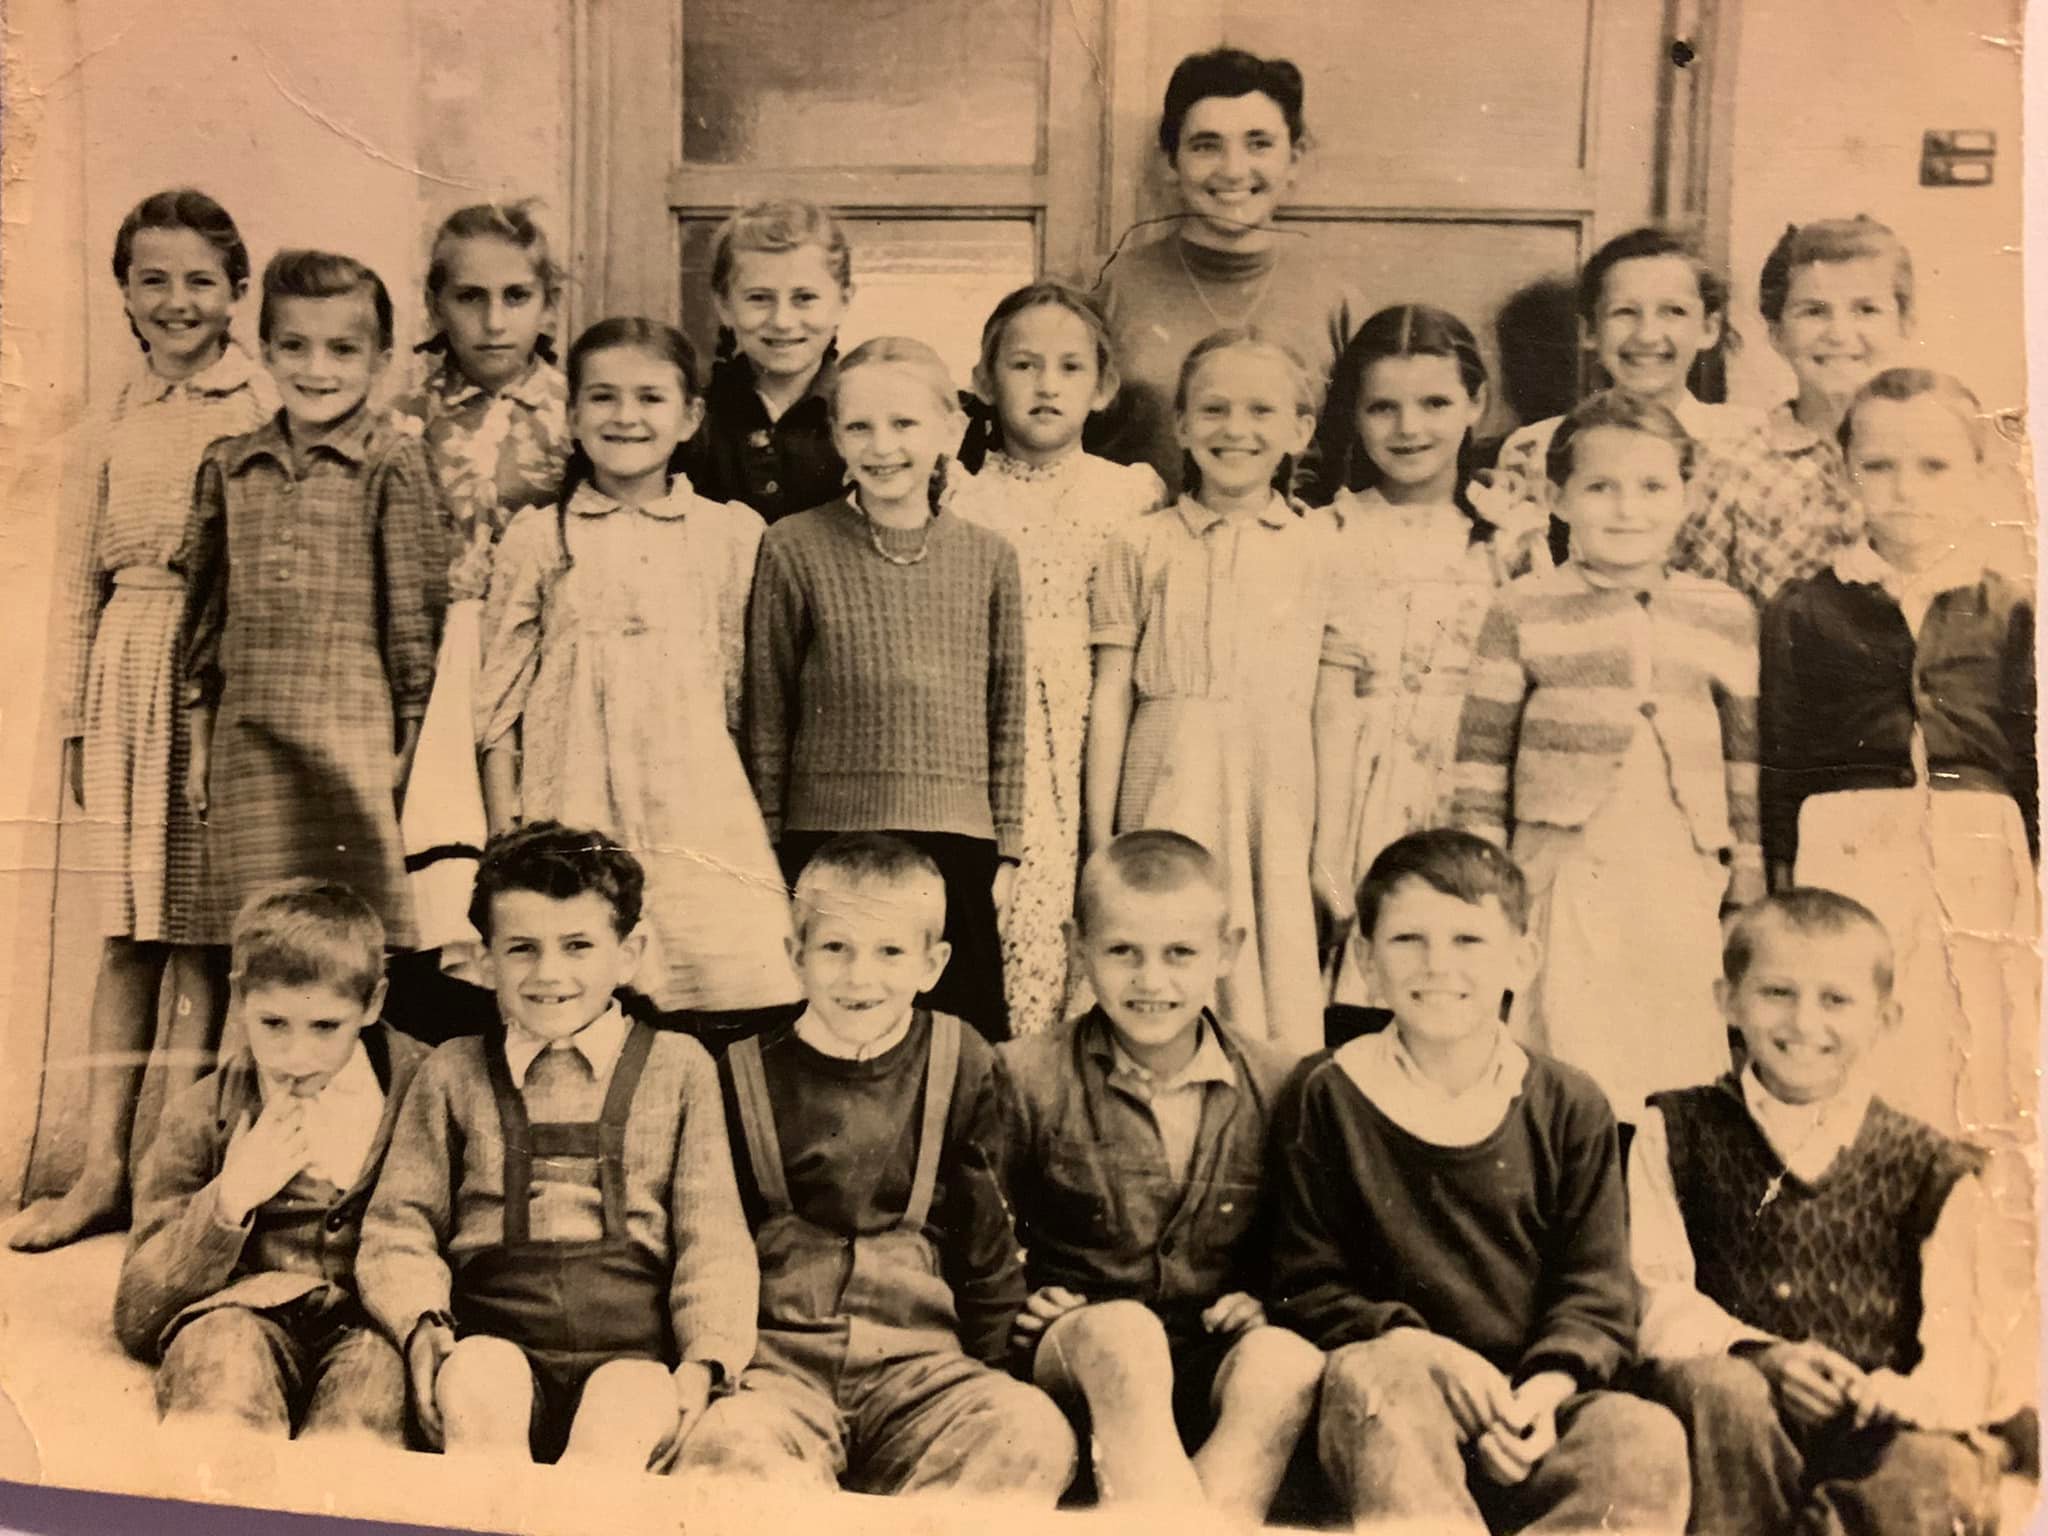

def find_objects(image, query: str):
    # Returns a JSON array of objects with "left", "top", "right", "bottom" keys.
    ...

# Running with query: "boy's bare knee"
[
  {"left": 437, "top": 1336, "right": 532, "bottom": 1417},
  {"left": 972, "top": 1379, "right": 1079, "bottom": 1491},
  {"left": 157, "top": 1310, "right": 284, "bottom": 1427},
  {"left": 1048, "top": 1299, "right": 1172, "bottom": 1394},
  {"left": 1217, "top": 1325, "right": 1324, "bottom": 1413},
  {"left": 563, "top": 1358, "right": 676, "bottom": 1463},
  {"left": 1322, "top": 1336, "right": 1438, "bottom": 1419}
]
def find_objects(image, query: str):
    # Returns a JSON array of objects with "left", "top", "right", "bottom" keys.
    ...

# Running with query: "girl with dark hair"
[
  {"left": 951, "top": 283, "right": 1164, "bottom": 1034},
  {"left": 20, "top": 190, "right": 275, "bottom": 1252},
  {"left": 390, "top": 200, "right": 571, "bottom": 989},
  {"left": 1314, "top": 305, "right": 1550, "bottom": 1004},
  {"left": 476, "top": 318, "right": 798, "bottom": 1013},
  {"left": 1094, "top": 48, "right": 1362, "bottom": 499}
]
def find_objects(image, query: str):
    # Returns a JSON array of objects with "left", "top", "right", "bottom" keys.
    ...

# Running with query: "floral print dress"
[{"left": 953, "top": 450, "right": 1162, "bottom": 1034}]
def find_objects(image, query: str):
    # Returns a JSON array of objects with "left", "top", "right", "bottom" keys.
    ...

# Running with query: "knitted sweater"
[
  {"left": 1650, "top": 1077, "right": 1981, "bottom": 1374},
  {"left": 1454, "top": 562, "right": 1762, "bottom": 881},
  {"left": 1093, "top": 232, "right": 1363, "bottom": 501},
  {"left": 114, "top": 1023, "right": 426, "bottom": 1360},
  {"left": 744, "top": 497, "right": 1027, "bottom": 858},
  {"left": 1267, "top": 1046, "right": 1634, "bottom": 1388},
  {"left": 356, "top": 1025, "right": 758, "bottom": 1380},
  {"left": 1760, "top": 564, "right": 2036, "bottom": 866}
]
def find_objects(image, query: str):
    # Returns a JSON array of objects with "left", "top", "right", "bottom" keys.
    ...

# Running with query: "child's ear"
[
  {"left": 1512, "top": 930, "right": 1543, "bottom": 992},
  {"left": 363, "top": 975, "right": 390, "bottom": 1024},
  {"left": 919, "top": 938, "right": 953, "bottom": 993},
  {"left": 1217, "top": 924, "right": 1248, "bottom": 977},
  {"left": 476, "top": 946, "right": 499, "bottom": 992},
  {"left": 679, "top": 394, "right": 708, "bottom": 441},
  {"left": 618, "top": 924, "right": 649, "bottom": 978},
  {"left": 785, "top": 932, "right": 804, "bottom": 971},
  {"left": 1468, "top": 378, "right": 1492, "bottom": 424},
  {"left": 1877, "top": 993, "right": 1904, "bottom": 1034},
  {"left": 1702, "top": 309, "right": 1725, "bottom": 352},
  {"left": 1090, "top": 365, "right": 1120, "bottom": 416},
  {"left": 1711, "top": 976, "right": 1735, "bottom": 1023}
]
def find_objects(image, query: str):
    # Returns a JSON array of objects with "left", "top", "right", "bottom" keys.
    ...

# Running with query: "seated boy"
[
  {"left": 114, "top": 879, "right": 427, "bottom": 1441},
  {"left": 357, "top": 821, "right": 757, "bottom": 1466},
  {"left": 676, "top": 833, "right": 1075, "bottom": 1500},
  {"left": 1000, "top": 830, "right": 1323, "bottom": 1519},
  {"left": 1268, "top": 829, "right": 1689, "bottom": 1533},
  {"left": 1631, "top": 887, "right": 2006, "bottom": 1535}
]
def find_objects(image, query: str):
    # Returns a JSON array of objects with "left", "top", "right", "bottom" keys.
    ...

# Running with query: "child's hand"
[
  {"left": 1755, "top": 1340, "right": 1863, "bottom": 1428},
  {"left": 647, "top": 1361, "right": 715, "bottom": 1472},
  {"left": 184, "top": 733, "right": 211, "bottom": 821},
  {"left": 215, "top": 1100, "right": 313, "bottom": 1225},
  {"left": 992, "top": 862, "right": 1017, "bottom": 917},
  {"left": 1473, "top": 1371, "right": 1572, "bottom": 1486},
  {"left": 406, "top": 1320, "right": 457, "bottom": 1449},
  {"left": 1010, "top": 1285, "right": 1088, "bottom": 1356},
  {"left": 1201, "top": 1292, "right": 1267, "bottom": 1335},
  {"left": 1389, "top": 1330, "right": 1517, "bottom": 1442},
  {"left": 62, "top": 737, "right": 84, "bottom": 812}
]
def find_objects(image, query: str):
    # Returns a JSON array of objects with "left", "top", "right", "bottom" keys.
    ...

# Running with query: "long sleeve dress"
[
  {"left": 51, "top": 343, "right": 274, "bottom": 942},
  {"left": 477, "top": 480, "right": 800, "bottom": 1012},
  {"left": 388, "top": 357, "right": 570, "bottom": 968},
  {"left": 1090, "top": 494, "right": 1366, "bottom": 1057},
  {"left": 952, "top": 450, "right": 1163, "bottom": 1035},
  {"left": 181, "top": 409, "right": 442, "bottom": 947}
]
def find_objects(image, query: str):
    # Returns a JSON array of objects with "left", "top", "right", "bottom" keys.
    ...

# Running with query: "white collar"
[
  {"left": 1108, "top": 1018, "right": 1237, "bottom": 1095},
  {"left": 794, "top": 1003, "right": 917, "bottom": 1062},
  {"left": 258, "top": 1038, "right": 379, "bottom": 1107},
  {"left": 1739, "top": 1063, "right": 1873, "bottom": 1182},
  {"left": 504, "top": 1002, "right": 631, "bottom": 1088}
]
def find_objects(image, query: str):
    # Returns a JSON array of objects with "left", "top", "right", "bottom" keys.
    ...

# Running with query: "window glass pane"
[
  {"left": 683, "top": 0, "right": 1043, "bottom": 168},
  {"left": 680, "top": 217, "right": 1038, "bottom": 394}
]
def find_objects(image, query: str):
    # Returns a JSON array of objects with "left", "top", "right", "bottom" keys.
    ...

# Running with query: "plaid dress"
[
  {"left": 181, "top": 409, "right": 442, "bottom": 946},
  {"left": 51, "top": 343, "right": 275, "bottom": 941}
]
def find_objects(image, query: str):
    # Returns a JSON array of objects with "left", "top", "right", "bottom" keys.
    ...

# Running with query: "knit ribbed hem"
[{"left": 786, "top": 771, "right": 998, "bottom": 848}]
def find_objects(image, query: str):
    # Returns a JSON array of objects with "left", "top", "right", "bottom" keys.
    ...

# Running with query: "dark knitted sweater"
[
  {"left": 1651, "top": 1076, "right": 1981, "bottom": 1373},
  {"left": 1267, "top": 1048, "right": 1634, "bottom": 1388}
]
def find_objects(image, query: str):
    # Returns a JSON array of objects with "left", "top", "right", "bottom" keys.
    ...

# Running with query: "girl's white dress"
[
  {"left": 953, "top": 450, "right": 1163, "bottom": 1035},
  {"left": 1320, "top": 487, "right": 1549, "bottom": 1004},
  {"left": 477, "top": 480, "right": 800, "bottom": 1011}
]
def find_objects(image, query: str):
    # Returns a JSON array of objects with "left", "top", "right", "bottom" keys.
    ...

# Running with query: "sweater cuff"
[
  {"left": 682, "top": 1334, "right": 754, "bottom": 1387},
  {"left": 1517, "top": 1331, "right": 1620, "bottom": 1391}
]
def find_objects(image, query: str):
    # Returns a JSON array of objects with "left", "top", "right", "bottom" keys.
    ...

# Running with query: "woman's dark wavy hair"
[
  {"left": 553, "top": 318, "right": 703, "bottom": 564},
  {"left": 1158, "top": 48, "right": 1308, "bottom": 155},
  {"left": 112, "top": 189, "right": 251, "bottom": 353},
  {"left": 1315, "top": 304, "right": 1493, "bottom": 532},
  {"left": 416, "top": 199, "right": 563, "bottom": 366}
]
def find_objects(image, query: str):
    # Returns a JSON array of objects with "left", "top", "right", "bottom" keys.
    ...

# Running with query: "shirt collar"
[
  {"left": 253, "top": 1038, "right": 379, "bottom": 1107},
  {"left": 1172, "top": 491, "right": 1295, "bottom": 537},
  {"left": 425, "top": 354, "right": 564, "bottom": 415},
  {"left": 794, "top": 1002, "right": 917, "bottom": 1061},
  {"left": 567, "top": 476, "right": 696, "bottom": 521},
  {"left": 1384, "top": 1024, "right": 1528, "bottom": 1103},
  {"left": 504, "top": 1001, "right": 631, "bottom": 1088},
  {"left": 1102, "top": 1014, "right": 1237, "bottom": 1097},
  {"left": 132, "top": 338, "right": 265, "bottom": 405},
  {"left": 1739, "top": 1062, "right": 1872, "bottom": 1174},
  {"left": 226, "top": 405, "right": 380, "bottom": 475},
  {"left": 1764, "top": 400, "right": 1838, "bottom": 457}
]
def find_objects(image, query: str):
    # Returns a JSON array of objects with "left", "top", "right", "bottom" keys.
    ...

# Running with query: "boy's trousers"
[{"left": 155, "top": 1288, "right": 404, "bottom": 1439}]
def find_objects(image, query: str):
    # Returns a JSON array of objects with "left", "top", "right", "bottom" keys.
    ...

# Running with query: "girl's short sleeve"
[{"left": 1089, "top": 523, "right": 1146, "bottom": 649}]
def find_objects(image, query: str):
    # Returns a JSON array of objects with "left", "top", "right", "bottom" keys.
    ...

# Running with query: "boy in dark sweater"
[
  {"left": 115, "top": 879, "right": 427, "bottom": 1441},
  {"left": 1000, "top": 831, "right": 1323, "bottom": 1521},
  {"left": 676, "top": 834, "right": 1075, "bottom": 1500},
  {"left": 1630, "top": 888, "right": 2007, "bottom": 1534},
  {"left": 1269, "top": 829, "right": 1688, "bottom": 1532}
]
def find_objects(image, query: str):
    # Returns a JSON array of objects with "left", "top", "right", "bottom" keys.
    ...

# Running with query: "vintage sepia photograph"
[{"left": 0, "top": 0, "right": 2040, "bottom": 1531}]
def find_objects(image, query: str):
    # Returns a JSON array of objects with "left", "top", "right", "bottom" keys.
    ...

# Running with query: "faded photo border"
[{"left": 0, "top": 1, "right": 2042, "bottom": 1533}]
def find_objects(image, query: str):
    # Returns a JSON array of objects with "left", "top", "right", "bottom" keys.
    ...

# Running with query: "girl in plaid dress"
[
  {"left": 391, "top": 203, "right": 571, "bottom": 992},
  {"left": 15, "top": 192, "right": 274, "bottom": 1253},
  {"left": 181, "top": 253, "right": 441, "bottom": 957}
]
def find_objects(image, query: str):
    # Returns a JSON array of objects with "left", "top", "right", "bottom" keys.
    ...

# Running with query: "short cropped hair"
[
  {"left": 1758, "top": 216, "right": 1915, "bottom": 327},
  {"left": 1722, "top": 888, "right": 1895, "bottom": 996},
  {"left": 790, "top": 832, "right": 947, "bottom": 945},
  {"left": 469, "top": 820, "right": 645, "bottom": 942},
  {"left": 230, "top": 879, "right": 385, "bottom": 1006},
  {"left": 258, "top": 249, "right": 395, "bottom": 351},
  {"left": 1356, "top": 830, "right": 1531, "bottom": 939},
  {"left": 1839, "top": 367, "right": 1988, "bottom": 461},
  {"left": 1074, "top": 829, "right": 1228, "bottom": 934},
  {"left": 1546, "top": 387, "right": 1697, "bottom": 487}
]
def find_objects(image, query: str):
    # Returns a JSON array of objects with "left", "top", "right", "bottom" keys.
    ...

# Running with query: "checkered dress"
[
  {"left": 181, "top": 409, "right": 442, "bottom": 947},
  {"left": 50, "top": 344, "right": 275, "bottom": 941}
]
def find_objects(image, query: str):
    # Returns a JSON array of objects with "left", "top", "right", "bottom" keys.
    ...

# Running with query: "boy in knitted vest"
[
  {"left": 1630, "top": 888, "right": 2005, "bottom": 1534},
  {"left": 357, "top": 822, "right": 757, "bottom": 1467}
]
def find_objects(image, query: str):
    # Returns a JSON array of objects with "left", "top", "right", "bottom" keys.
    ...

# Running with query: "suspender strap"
[
  {"left": 900, "top": 1012, "right": 961, "bottom": 1234},
  {"left": 482, "top": 1031, "right": 535, "bottom": 1245},
  {"left": 595, "top": 1021, "right": 657, "bottom": 1240},
  {"left": 728, "top": 1035, "right": 791, "bottom": 1215}
]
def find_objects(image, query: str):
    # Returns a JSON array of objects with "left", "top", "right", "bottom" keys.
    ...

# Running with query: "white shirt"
[
  {"left": 504, "top": 1003, "right": 630, "bottom": 1089},
  {"left": 1107, "top": 1021, "right": 1237, "bottom": 1182},
  {"left": 1334, "top": 1026, "right": 1530, "bottom": 1148},
  {"left": 1629, "top": 1065, "right": 1993, "bottom": 1429},
  {"left": 794, "top": 1003, "right": 916, "bottom": 1062},
  {"left": 261, "top": 1040, "right": 384, "bottom": 1191}
]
